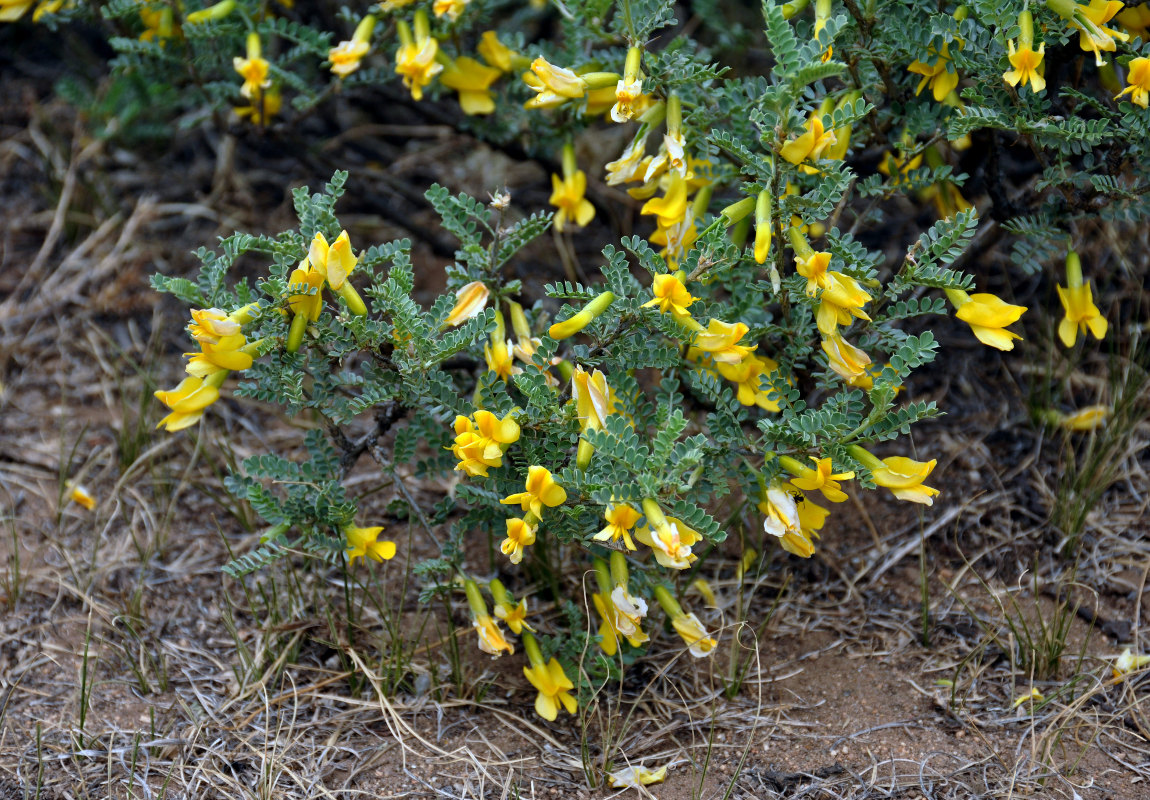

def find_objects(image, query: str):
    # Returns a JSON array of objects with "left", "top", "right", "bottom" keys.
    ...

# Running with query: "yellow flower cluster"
[
  {"left": 761, "top": 446, "right": 938, "bottom": 560},
  {"left": 592, "top": 553, "right": 649, "bottom": 656},
  {"left": 154, "top": 303, "right": 262, "bottom": 431},
  {"left": 462, "top": 578, "right": 576, "bottom": 721},
  {"left": 286, "top": 230, "right": 368, "bottom": 352},
  {"left": 197, "top": 9, "right": 518, "bottom": 122},
  {"left": 498, "top": 465, "right": 566, "bottom": 564},
  {"left": 449, "top": 410, "right": 520, "bottom": 476}
]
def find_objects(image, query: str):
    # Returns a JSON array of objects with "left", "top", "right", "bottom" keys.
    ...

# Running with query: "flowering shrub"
[{"left": 19, "top": 0, "right": 1147, "bottom": 725}]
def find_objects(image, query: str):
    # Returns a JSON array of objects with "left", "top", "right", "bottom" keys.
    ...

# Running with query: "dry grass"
[{"left": 1, "top": 85, "right": 1148, "bottom": 800}]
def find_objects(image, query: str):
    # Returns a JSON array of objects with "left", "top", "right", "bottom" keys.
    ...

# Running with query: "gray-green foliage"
[{"left": 129, "top": 0, "right": 1145, "bottom": 686}]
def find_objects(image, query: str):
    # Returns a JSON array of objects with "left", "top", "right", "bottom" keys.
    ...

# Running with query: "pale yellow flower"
[{"left": 443, "top": 281, "right": 489, "bottom": 327}]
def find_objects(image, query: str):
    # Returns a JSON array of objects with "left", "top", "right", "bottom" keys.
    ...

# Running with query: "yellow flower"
[
  {"left": 786, "top": 456, "right": 855, "bottom": 503},
  {"left": 1117, "top": 3, "right": 1150, "bottom": 39},
  {"left": 1004, "top": 42, "right": 1046, "bottom": 93},
  {"left": 493, "top": 597, "right": 532, "bottom": 634},
  {"left": 523, "top": 657, "right": 577, "bottom": 719},
  {"left": 610, "top": 46, "right": 644, "bottom": 122},
  {"left": 509, "top": 305, "right": 550, "bottom": 371},
  {"left": 395, "top": 14, "right": 443, "bottom": 101},
  {"left": 478, "top": 31, "right": 513, "bottom": 72},
  {"left": 821, "top": 333, "right": 871, "bottom": 383},
  {"left": 757, "top": 485, "right": 826, "bottom": 557},
  {"left": 760, "top": 484, "right": 803, "bottom": 542},
  {"left": 443, "top": 281, "right": 489, "bottom": 326},
  {"left": 67, "top": 482, "right": 96, "bottom": 510},
  {"left": 1057, "top": 282, "right": 1108, "bottom": 347},
  {"left": 1002, "top": 8, "right": 1048, "bottom": 93},
  {"left": 524, "top": 56, "right": 585, "bottom": 108},
  {"left": 796, "top": 250, "right": 832, "bottom": 295},
  {"left": 0, "top": 0, "right": 35, "bottom": 21},
  {"left": 185, "top": 333, "right": 254, "bottom": 377},
  {"left": 922, "top": 179, "right": 972, "bottom": 220},
  {"left": 644, "top": 130, "right": 688, "bottom": 181},
  {"left": 1012, "top": 688, "right": 1045, "bottom": 708},
  {"left": 500, "top": 517, "right": 537, "bottom": 564},
  {"left": 188, "top": 308, "right": 242, "bottom": 343},
  {"left": 345, "top": 525, "right": 396, "bottom": 565},
  {"left": 1113, "top": 647, "right": 1150, "bottom": 677},
  {"left": 780, "top": 112, "right": 837, "bottom": 166},
  {"left": 155, "top": 376, "right": 221, "bottom": 432},
  {"left": 605, "top": 134, "right": 650, "bottom": 185},
  {"left": 571, "top": 366, "right": 614, "bottom": 432},
  {"left": 669, "top": 611, "right": 717, "bottom": 657},
  {"left": 1064, "top": 0, "right": 1130, "bottom": 65},
  {"left": 330, "top": 40, "right": 370, "bottom": 78},
  {"left": 610, "top": 585, "right": 649, "bottom": 642},
  {"left": 878, "top": 147, "right": 924, "bottom": 184},
  {"left": 450, "top": 410, "right": 520, "bottom": 476},
  {"left": 1059, "top": 404, "right": 1110, "bottom": 431},
  {"left": 607, "top": 765, "right": 668, "bottom": 789},
  {"left": 634, "top": 501, "right": 701, "bottom": 570},
  {"left": 234, "top": 33, "right": 271, "bottom": 99},
  {"left": 500, "top": 465, "right": 567, "bottom": 517},
  {"left": 947, "top": 290, "right": 1027, "bottom": 351},
  {"left": 611, "top": 77, "right": 644, "bottom": 122},
  {"left": 715, "top": 353, "right": 782, "bottom": 411},
  {"left": 870, "top": 456, "right": 940, "bottom": 506},
  {"left": 305, "top": 230, "right": 357, "bottom": 291},
  {"left": 649, "top": 216, "right": 698, "bottom": 265},
  {"left": 1117, "top": 56, "right": 1150, "bottom": 107},
  {"left": 908, "top": 43, "right": 959, "bottom": 102},
  {"left": 691, "top": 319, "right": 753, "bottom": 364},
  {"left": 549, "top": 170, "right": 594, "bottom": 232},
  {"left": 299, "top": 231, "right": 366, "bottom": 316},
  {"left": 234, "top": 85, "right": 281, "bottom": 126},
  {"left": 641, "top": 273, "right": 696, "bottom": 318},
  {"left": 652, "top": 585, "right": 716, "bottom": 656},
  {"left": 690, "top": 577, "right": 716, "bottom": 607},
  {"left": 138, "top": 3, "right": 177, "bottom": 43},
  {"left": 484, "top": 336, "right": 519, "bottom": 381},
  {"left": 815, "top": 272, "right": 873, "bottom": 335},
  {"left": 329, "top": 15, "right": 375, "bottom": 78},
  {"left": 465, "top": 579, "right": 514, "bottom": 657},
  {"left": 432, "top": 0, "right": 467, "bottom": 20},
  {"left": 640, "top": 173, "right": 689, "bottom": 230},
  {"left": 474, "top": 614, "right": 514, "bottom": 656},
  {"left": 795, "top": 492, "right": 829, "bottom": 549},
  {"left": 439, "top": 55, "right": 501, "bottom": 115},
  {"left": 593, "top": 503, "right": 642, "bottom": 550},
  {"left": 287, "top": 265, "right": 326, "bottom": 322},
  {"left": 592, "top": 588, "right": 650, "bottom": 655}
]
